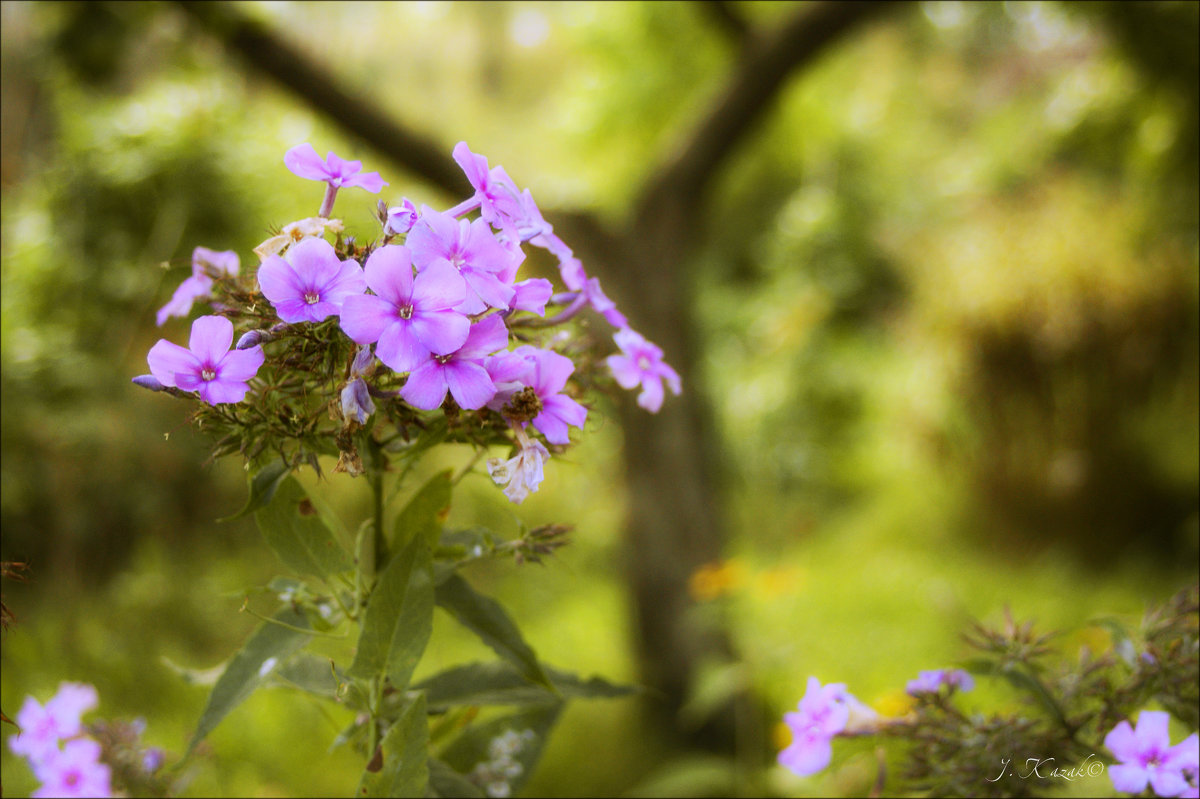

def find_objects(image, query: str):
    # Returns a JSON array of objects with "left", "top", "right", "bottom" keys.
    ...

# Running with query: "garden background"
[{"left": 1, "top": 1, "right": 1197, "bottom": 796}]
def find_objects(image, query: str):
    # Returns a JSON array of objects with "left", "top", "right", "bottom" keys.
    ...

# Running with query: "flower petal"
[
  {"left": 217, "top": 346, "right": 265, "bottom": 383},
  {"left": 257, "top": 256, "right": 305, "bottom": 305},
  {"left": 340, "top": 294, "right": 397, "bottom": 345},
  {"left": 443, "top": 360, "right": 496, "bottom": 410},
  {"left": 376, "top": 320, "right": 429, "bottom": 374},
  {"left": 284, "top": 143, "right": 330, "bottom": 182},
  {"left": 364, "top": 244, "right": 415, "bottom": 305},
  {"left": 458, "top": 314, "right": 509, "bottom": 359},
  {"left": 188, "top": 315, "right": 234, "bottom": 365},
  {"left": 410, "top": 308, "right": 470, "bottom": 356},
  {"left": 413, "top": 260, "right": 466, "bottom": 309},
  {"left": 399, "top": 361, "right": 449, "bottom": 410}
]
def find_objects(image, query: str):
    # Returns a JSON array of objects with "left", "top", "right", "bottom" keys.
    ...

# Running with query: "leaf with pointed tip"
[
  {"left": 414, "top": 661, "right": 636, "bottom": 711},
  {"left": 347, "top": 534, "right": 434, "bottom": 690},
  {"left": 255, "top": 476, "right": 353, "bottom": 579},
  {"left": 219, "top": 459, "right": 290, "bottom": 522},
  {"left": 186, "top": 606, "right": 312, "bottom": 754},
  {"left": 435, "top": 573, "right": 555, "bottom": 693},
  {"left": 357, "top": 692, "right": 429, "bottom": 798}
]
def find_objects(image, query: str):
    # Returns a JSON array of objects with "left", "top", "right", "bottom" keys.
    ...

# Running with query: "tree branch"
[
  {"left": 648, "top": 1, "right": 905, "bottom": 209},
  {"left": 174, "top": 1, "right": 466, "bottom": 198}
]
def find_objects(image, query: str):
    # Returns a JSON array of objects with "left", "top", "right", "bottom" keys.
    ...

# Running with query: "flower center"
[
  {"left": 435, "top": 354, "right": 454, "bottom": 365},
  {"left": 201, "top": 367, "right": 217, "bottom": 382},
  {"left": 304, "top": 291, "right": 321, "bottom": 305},
  {"left": 399, "top": 304, "right": 414, "bottom": 320},
  {"left": 636, "top": 355, "right": 652, "bottom": 372}
]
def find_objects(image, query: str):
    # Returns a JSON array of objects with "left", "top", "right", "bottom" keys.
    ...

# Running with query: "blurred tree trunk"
[{"left": 176, "top": 0, "right": 901, "bottom": 751}]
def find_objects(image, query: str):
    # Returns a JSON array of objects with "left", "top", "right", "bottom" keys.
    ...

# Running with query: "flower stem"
[{"left": 318, "top": 184, "right": 339, "bottom": 218}]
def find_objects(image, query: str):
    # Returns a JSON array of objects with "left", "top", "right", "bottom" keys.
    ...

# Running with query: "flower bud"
[
  {"left": 350, "top": 345, "right": 375, "bottom": 378},
  {"left": 236, "top": 329, "right": 269, "bottom": 350},
  {"left": 131, "top": 374, "right": 165, "bottom": 392},
  {"left": 341, "top": 378, "right": 375, "bottom": 426},
  {"left": 385, "top": 199, "right": 419, "bottom": 236}
]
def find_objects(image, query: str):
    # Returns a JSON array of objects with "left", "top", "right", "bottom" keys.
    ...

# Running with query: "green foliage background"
[{"left": 2, "top": 2, "right": 1197, "bottom": 796}]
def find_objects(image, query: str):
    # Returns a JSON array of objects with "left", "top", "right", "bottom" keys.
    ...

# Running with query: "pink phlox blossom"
[
  {"left": 451, "top": 142, "right": 526, "bottom": 231},
  {"left": 31, "top": 737, "right": 111, "bottom": 799},
  {"left": 906, "top": 668, "right": 975, "bottom": 696},
  {"left": 386, "top": 199, "right": 419, "bottom": 235},
  {"left": 9, "top": 683, "right": 98, "bottom": 765},
  {"left": 257, "top": 237, "right": 366, "bottom": 324},
  {"left": 487, "top": 345, "right": 587, "bottom": 445},
  {"left": 606, "top": 328, "right": 682, "bottom": 413},
  {"left": 156, "top": 247, "right": 239, "bottom": 326},
  {"left": 339, "top": 244, "right": 469, "bottom": 373},
  {"left": 510, "top": 278, "right": 554, "bottom": 316},
  {"left": 407, "top": 207, "right": 520, "bottom": 315},
  {"left": 400, "top": 314, "right": 509, "bottom": 411},
  {"left": 487, "top": 427, "right": 550, "bottom": 504},
  {"left": 284, "top": 143, "right": 387, "bottom": 193},
  {"left": 777, "top": 677, "right": 855, "bottom": 777},
  {"left": 583, "top": 277, "right": 628, "bottom": 329},
  {"left": 146, "top": 315, "right": 264, "bottom": 405},
  {"left": 1106, "top": 711, "right": 1196, "bottom": 798}
]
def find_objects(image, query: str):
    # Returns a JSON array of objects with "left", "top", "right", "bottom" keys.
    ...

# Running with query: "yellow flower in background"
[
  {"left": 771, "top": 719, "right": 793, "bottom": 752},
  {"left": 873, "top": 689, "right": 916, "bottom": 719},
  {"left": 688, "top": 559, "right": 747, "bottom": 601}
]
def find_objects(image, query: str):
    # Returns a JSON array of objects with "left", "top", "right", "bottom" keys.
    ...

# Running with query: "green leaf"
[
  {"left": 186, "top": 606, "right": 313, "bottom": 754},
  {"left": 435, "top": 573, "right": 555, "bottom": 693},
  {"left": 347, "top": 534, "right": 434, "bottom": 690},
  {"left": 219, "top": 459, "right": 290, "bottom": 522},
  {"left": 414, "top": 661, "right": 636, "bottom": 711},
  {"left": 271, "top": 653, "right": 339, "bottom": 700},
  {"left": 428, "top": 757, "right": 484, "bottom": 798},
  {"left": 393, "top": 470, "right": 453, "bottom": 551},
  {"left": 255, "top": 476, "right": 353, "bottom": 580},
  {"left": 438, "top": 705, "right": 561, "bottom": 798},
  {"left": 357, "top": 692, "right": 429, "bottom": 798}
]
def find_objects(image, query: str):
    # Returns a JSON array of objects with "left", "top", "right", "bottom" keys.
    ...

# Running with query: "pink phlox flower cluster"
[
  {"left": 905, "top": 668, "right": 975, "bottom": 696},
  {"left": 1106, "top": 711, "right": 1199, "bottom": 798},
  {"left": 8, "top": 682, "right": 112, "bottom": 799},
  {"left": 156, "top": 246, "right": 239, "bottom": 326}
]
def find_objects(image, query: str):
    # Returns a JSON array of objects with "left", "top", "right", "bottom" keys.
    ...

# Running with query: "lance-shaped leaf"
[
  {"left": 357, "top": 692, "right": 429, "bottom": 798},
  {"left": 271, "top": 653, "right": 340, "bottom": 701},
  {"left": 255, "top": 476, "right": 352, "bottom": 579},
  {"left": 348, "top": 534, "right": 434, "bottom": 690},
  {"left": 435, "top": 573, "right": 555, "bottom": 693},
  {"left": 438, "top": 705, "right": 562, "bottom": 798},
  {"left": 186, "top": 606, "right": 312, "bottom": 754},
  {"left": 414, "top": 660, "right": 636, "bottom": 711},
  {"left": 219, "top": 459, "right": 290, "bottom": 522},
  {"left": 393, "top": 470, "right": 453, "bottom": 552}
]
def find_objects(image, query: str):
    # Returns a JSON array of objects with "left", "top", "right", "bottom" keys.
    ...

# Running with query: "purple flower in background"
[
  {"left": 1105, "top": 711, "right": 1195, "bottom": 797},
  {"left": 339, "top": 244, "right": 469, "bottom": 373},
  {"left": 906, "top": 668, "right": 975, "bottom": 696},
  {"left": 400, "top": 314, "right": 508, "bottom": 410},
  {"left": 407, "top": 207, "right": 519, "bottom": 315},
  {"left": 146, "top": 315, "right": 264, "bottom": 405},
  {"left": 778, "top": 677, "right": 853, "bottom": 777},
  {"left": 606, "top": 328, "right": 682, "bottom": 413},
  {"left": 31, "top": 737, "right": 111, "bottom": 799},
  {"left": 257, "top": 237, "right": 366, "bottom": 324},
  {"left": 8, "top": 683, "right": 98, "bottom": 765},
  {"left": 156, "top": 247, "right": 239, "bottom": 326},
  {"left": 487, "top": 428, "right": 550, "bottom": 504},
  {"left": 284, "top": 144, "right": 387, "bottom": 193},
  {"left": 386, "top": 199, "right": 419, "bottom": 235},
  {"left": 583, "top": 277, "right": 628, "bottom": 329}
]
